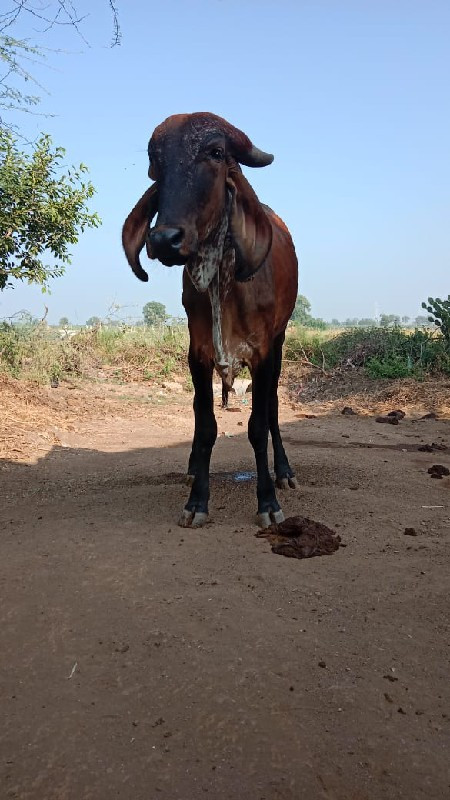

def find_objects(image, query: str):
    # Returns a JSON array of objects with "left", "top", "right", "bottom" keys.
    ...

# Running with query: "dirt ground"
[{"left": 1, "top": 375, "right": 449, "bottom": 799}]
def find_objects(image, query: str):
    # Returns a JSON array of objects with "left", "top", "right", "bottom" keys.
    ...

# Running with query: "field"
[{"left": 1, "top": 330, "right": 450, "bottom": 799}]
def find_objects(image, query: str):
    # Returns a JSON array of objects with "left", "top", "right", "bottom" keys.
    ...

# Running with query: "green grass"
[{"left": 2, "top": 320, "right": 450, "bottom": 385}]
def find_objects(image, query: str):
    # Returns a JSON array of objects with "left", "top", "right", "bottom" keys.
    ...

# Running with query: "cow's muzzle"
[{"left": 148, "top": 226, "right": 186, "bottom": 266}]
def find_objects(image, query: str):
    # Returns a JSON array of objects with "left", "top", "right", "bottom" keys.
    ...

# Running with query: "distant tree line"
[
  {"left": 21, "top": 299, "right": 437, "bottom": 331},
  {"left": 290, "top": 296, "right": 434, "bottom": 329}
]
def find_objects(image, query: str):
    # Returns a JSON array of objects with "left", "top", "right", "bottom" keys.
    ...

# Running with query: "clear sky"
[{"left": 1, "top": 0, "right": 449, "bottom": 325}]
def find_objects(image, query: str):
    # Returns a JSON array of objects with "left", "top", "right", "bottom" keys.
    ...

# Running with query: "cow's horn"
[{"left": 237, "top": 145, "right": 274, "bottom": 168}]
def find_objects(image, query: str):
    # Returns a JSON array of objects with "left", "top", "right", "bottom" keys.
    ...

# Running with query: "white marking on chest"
[
  {"left": 185, "top": 199, "right": 243, "bottom": 384},
  {"left": 208, "top": 248, "right": 243, "bottom": 386},
  {"left": 208, "top": 271, "right": 227, "bottom": 370}
]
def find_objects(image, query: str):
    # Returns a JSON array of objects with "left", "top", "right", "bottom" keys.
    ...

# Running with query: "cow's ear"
[
  {"left": 122, "top": 184, "right": 158, "bottom": 282},
  {"left": 226, "top": 170, "right": 272, "bottom": 281}
]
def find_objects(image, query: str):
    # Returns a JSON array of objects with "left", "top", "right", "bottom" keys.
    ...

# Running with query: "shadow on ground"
[{"left": 1, "top": 415, "right": 449, "bottom": 799}]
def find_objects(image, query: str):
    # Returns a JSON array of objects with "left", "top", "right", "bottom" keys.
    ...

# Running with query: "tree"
[
  {"left": 86, "top": 316, "right": 101, "bottom": 327},
  {"left": 401, "top": 316, "right": 410, "bottom": 326},
  {"left": 357, "top": 318, "right": 377, "bottom": 327},
  {"left": 1, "top": 1, "right": 120, "bottom": 126},
  {"left": 415, "top": 315, "right": 432, "bottom": 328},
  {"left": 290, "top": 294, "right": 312, "bottom": 325},
  {"left": 379, "top": 313, "right": 400, "bottom": 328},
  {"left": 0, "top": 129, "right": 100, "bottom": 290},
  {"left": 59, "top": 317, "right": 69, "bottom": 326},
  {"left": 143, "top": 301, "right": 167, "bottom": 326},
  {"left": 306, "top": 317, "right": 327, "bottom": 330}
]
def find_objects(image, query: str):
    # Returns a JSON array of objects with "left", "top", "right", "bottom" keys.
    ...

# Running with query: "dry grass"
[
  {"left": 0, "top": 323, "right": 191, "bottom": 384},
  {"left": 287, "top": 366, "right": 450, "bottom": 417}
]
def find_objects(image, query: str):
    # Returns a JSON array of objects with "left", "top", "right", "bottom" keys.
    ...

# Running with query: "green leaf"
[{"left": 0, "top": 129, "right": 100, "bottom": 291}]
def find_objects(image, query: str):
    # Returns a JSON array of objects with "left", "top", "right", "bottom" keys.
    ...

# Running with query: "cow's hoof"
[
  {"left": 257, "top": 509, "right": 285, "bottom": 529},
  {"left": 178, "top": 509, "right": 209, "bottom": 528},
  {"left": 276, "top": 476, "right": 299, "bottom": 490}
]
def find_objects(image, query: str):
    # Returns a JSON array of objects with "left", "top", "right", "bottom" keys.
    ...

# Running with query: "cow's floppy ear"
[
  {"left": 226, "top": 170, "right": 272, "bottom": 281},
  {"left": 122, "top": 184, "right": 158, "bottom": 282}
]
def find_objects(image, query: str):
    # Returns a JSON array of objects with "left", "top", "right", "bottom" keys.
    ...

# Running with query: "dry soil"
[{"left": 1, "top": 378, "right": 449, "bottom": 799}]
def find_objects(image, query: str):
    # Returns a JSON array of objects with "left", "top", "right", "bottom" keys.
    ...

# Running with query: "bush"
[
  {"left": 422, "top": 296, "right": 450, "bottom": 344},
  {"left": 366, "top": 356, "right": 414, "bottom": 379},
  {"left": 0, "top": 320, "right": 80, "bottom": 381},
  {"left": 284, "top": 325, "right": 450, "bottom": 378}
]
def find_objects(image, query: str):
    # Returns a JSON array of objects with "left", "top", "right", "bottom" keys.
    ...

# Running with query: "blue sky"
[{"left": 1, "top": 0, "right": 449, "bottom": 324}]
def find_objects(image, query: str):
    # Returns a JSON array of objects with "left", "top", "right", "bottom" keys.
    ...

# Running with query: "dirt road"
[{"left": 1, "top": 384, "right": 449, "bottom": 799}]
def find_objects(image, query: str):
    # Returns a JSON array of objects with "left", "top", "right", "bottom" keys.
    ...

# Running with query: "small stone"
[{"left": 404, "top": 527, "right": 418, "bottom": 536}]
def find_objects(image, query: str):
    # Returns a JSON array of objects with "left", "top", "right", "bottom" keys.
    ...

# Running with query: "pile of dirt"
[
  {"left": 287, "top": 369, "right": 450, "bottom": 418},
  {"left": 256, "top": 516, "right": 342, "bottom": 559},
  {"left": 0, "top": 375, "right": 153, "bottom": 461}
]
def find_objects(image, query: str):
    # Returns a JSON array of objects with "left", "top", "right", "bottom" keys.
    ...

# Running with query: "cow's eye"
[{"left": 210, "top": 147, "right": 224, "bottom": 161}]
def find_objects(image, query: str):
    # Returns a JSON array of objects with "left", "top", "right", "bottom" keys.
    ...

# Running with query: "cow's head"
[{"left": 122, "top": 113, "right": 274, "bottom": 287}]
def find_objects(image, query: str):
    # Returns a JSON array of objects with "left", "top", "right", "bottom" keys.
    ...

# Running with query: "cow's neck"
[
  {"left": 185, "top": 202, "right": 230, "bottom": 293},
  {"left": 185, "top": 200, "right": 238, "bottom": 386}
]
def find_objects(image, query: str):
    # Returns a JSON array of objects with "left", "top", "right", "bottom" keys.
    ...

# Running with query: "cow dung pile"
[{"left": 256, "top": 516, "right": 342, "bottom": 559}]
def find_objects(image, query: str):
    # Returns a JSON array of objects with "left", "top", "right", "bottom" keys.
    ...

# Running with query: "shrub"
[
  {"left": 283, "top": 325, "right": 450, "bottom": 378},
  {"left": 422, "top": 296, "right": 450, "bottom": 344},
  {"left": 366, "top": 356, "right": 413, "bottom": 379}
]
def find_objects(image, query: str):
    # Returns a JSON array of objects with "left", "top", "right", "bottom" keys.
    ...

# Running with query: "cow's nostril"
[
  {"left": 167, "top": 228, "right": 183, "bottom": 247},
  {"left": 150, "top": 227, "right": 183, "bottom": 249},
  {"left": 149, "top": 227, "right": 186, "bottom": 265}
]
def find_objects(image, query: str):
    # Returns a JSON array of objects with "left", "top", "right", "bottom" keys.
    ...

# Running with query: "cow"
[{"left": 122, "top": 112, "right": 298, "bottom": 528}]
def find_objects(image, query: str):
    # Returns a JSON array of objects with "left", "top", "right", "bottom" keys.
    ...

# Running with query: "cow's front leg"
[
  {"left": 248, "top": 350, "right": 285, "bottom": 529},
  {"left": 179, "top": 350, "right": 217, "bottom": 528},
  {"left": 269, "top": 332, "right": 298, "bottom": 489}
]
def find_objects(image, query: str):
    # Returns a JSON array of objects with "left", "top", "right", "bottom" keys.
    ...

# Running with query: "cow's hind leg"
[
  {"left": 269, "top": 332, "right": 298, "bottom": 490},
  {"left": 221, "top": 380, "right": 229, "bottom": 409},
  {"left": 248, "top": 348, "right": 285, "bottom": 528},
  {"left": 180, "top": 350, "right": 217, "bottom": 528}
]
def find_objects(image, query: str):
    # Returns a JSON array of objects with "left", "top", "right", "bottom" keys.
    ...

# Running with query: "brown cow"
[{"left": 122, "top": 113, "right": 298, "bottom": 528}]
